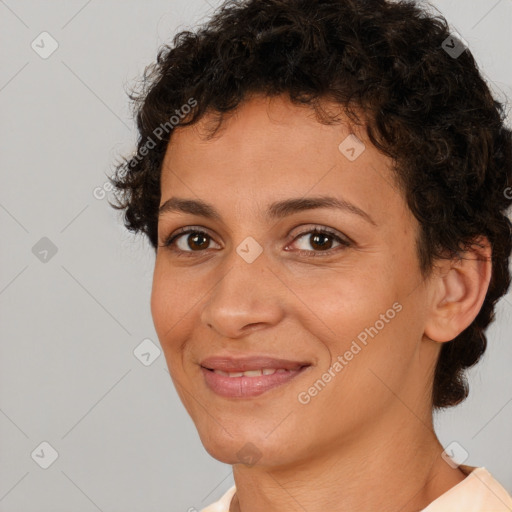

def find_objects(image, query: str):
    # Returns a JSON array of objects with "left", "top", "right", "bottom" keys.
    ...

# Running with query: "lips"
[
  {"left": 198, "top": 355, "right": 313, "bottom": 398},
  {"left": 200, "top": 355, "right": 311, "bottom": 373}
]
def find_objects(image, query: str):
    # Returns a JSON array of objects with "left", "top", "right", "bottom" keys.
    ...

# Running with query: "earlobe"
[{"left": 424, "top": 237, "right": 492, "bottom": 343}]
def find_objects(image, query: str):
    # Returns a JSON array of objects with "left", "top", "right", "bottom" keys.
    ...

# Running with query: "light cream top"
[{"left": 200, "top": 466, "right": 512, "bottom": 512}]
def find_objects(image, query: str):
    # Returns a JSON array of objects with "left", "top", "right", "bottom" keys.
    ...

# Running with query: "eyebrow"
[{"left": 158, "top": 195, "right": 376, "bottom": 226}]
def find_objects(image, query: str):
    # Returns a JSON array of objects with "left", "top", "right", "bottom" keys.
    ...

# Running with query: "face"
[{"left": 151, "top": 94, "right": 439, "bottom": 467}]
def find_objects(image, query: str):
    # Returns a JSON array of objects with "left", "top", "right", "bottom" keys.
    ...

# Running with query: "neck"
[{"left": 229, "top": 415, "right": 467, "bottom": 512}]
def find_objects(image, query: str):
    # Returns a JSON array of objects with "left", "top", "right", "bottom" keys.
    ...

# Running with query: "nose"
[{"left": 200, "top": 246, "right": 286, "bottom": 338}]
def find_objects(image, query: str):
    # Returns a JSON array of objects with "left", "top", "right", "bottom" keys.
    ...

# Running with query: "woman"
[{"left": 110, "top": 0, "right": 512, "bottom": 510}]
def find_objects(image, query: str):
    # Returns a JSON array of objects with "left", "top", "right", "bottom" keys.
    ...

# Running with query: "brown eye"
[
  {"left": 183, "top": 232, "right": 210, "bottom": 251},
  {"left": 289, "top": 227, "right": 351, "bottom": 255},
  {"left": 161, "top": 228, "right": 221, "bottom": 253},
  {"left": 308, "top": 232, "right": 335, "bottom": 250}
]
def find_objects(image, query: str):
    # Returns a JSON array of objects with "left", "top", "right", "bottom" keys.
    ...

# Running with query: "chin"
[
  {"left": 197, "top": 426, "right": 305, "bottom": 469},
  {"left": 200, "top": 436, "right": 259, "bottom": 465}
]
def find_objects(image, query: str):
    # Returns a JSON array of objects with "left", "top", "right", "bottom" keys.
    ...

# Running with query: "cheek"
[
  {"left": 150, "top": 269, "right": 167, "bottom": 336},
  {"left": 150, "top": 262, "right": 185, "bottom": 343},
  {"left": 150, "top": 270, "right": 188, "bottom": 386},
  {"left": 290, "top": 261, "right": 413, "bottom": 379},
  {"left": 291, "top": 265, "right": 395, "bottom": 339},
  {"left": 150, "top": 260, "right": 211, "bottom": 374}
]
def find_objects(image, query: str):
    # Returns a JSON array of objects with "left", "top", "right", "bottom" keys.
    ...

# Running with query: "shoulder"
[
  {"left": 421, "top": 466, "right": 512, "bottom": 512},
  {"left": 200, "top": 485, "right": 236, "bottom": 512},
  {"left": 196, "top": 470, "right": 512, "bottom": 512}
]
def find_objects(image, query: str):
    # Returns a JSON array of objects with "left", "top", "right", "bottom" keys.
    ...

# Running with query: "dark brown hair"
[{"left": 110, "top": 0, "right": 512, "bottom": 408}]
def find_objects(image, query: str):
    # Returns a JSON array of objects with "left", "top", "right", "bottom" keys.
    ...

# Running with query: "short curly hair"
[{"left": 110, "top": 0, "right": 512, "bottom": 409}]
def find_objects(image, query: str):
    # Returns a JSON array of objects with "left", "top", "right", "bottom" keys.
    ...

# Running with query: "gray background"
[{"left": 0, "top": 0, "right": 511, "bottom": 511}]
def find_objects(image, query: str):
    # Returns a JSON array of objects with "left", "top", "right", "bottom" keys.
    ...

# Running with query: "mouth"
[{"left": 199, "top": 355, "right": 312, "bottom": 398}]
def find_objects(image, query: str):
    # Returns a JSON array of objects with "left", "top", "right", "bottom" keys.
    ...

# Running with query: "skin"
[{"left": 150, "top": 94, "right": 492, "bottom": 512}]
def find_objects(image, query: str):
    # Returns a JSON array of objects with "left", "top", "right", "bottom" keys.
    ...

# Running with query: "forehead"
[{"left": 159, "top": 94, "right": 406, "bottom": 224}]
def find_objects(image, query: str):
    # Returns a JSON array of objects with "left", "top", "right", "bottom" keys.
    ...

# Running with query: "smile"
[{"left": 201, "top": 365, "right": 310, "bottom": 398}]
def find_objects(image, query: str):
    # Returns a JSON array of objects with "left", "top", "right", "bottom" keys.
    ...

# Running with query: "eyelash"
[{"left": 159, "top": 226, "right": 352, "bottom": 257}]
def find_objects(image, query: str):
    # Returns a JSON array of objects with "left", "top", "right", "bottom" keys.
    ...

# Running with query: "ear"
[{"left": 424, "top": 236, "right": 492, "bottom": 343}]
